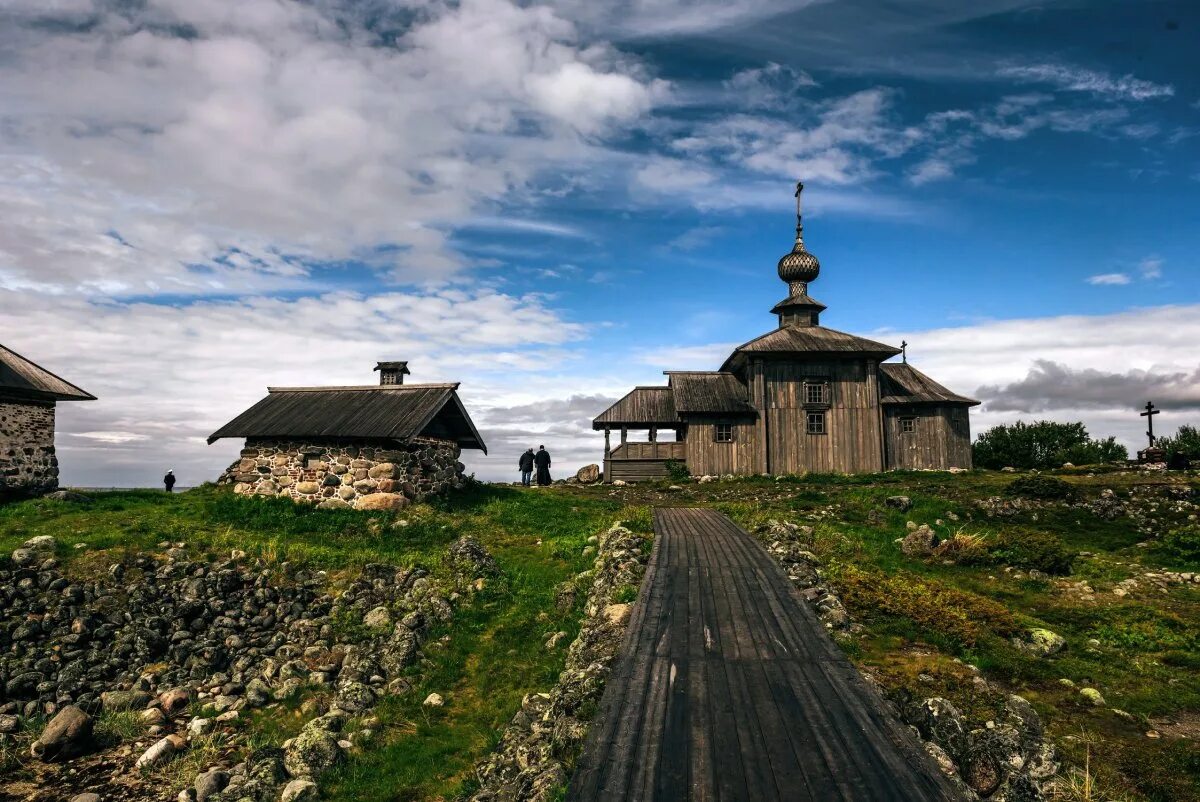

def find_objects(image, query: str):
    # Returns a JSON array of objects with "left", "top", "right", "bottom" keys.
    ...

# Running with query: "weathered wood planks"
[{"left": 568, "top": 508, "right": 959, "bottom": 802}]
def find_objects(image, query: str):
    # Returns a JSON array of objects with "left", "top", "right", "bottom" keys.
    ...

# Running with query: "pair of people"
[{"left": 518, "top": 446, "right": 552, "bottom": 487}]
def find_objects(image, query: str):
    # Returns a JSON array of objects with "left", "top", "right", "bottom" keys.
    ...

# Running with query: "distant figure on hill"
[
  {"left": 518, "top": 448, "right": 535, "bottom": 487},
  {"left": 163, "top": 470, "right": 176, "bottom": 493},
  {"left": 534, "top": 445, "right": 552, "bottom": 486}
]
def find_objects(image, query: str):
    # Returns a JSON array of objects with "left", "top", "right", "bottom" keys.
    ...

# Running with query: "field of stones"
[{"left": 0, "top": 467, "right": 1197, "bottom": 802}]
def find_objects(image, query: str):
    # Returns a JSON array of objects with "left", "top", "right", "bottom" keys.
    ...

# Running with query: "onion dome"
[{"left": 776, "top": 180, "right": 820, "bottom": 295}]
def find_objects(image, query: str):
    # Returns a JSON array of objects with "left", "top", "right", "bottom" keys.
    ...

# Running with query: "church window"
[
  {"left": 714, "top": 423, "right": 734, "bottom": 443},
  {"left": 804, "top": 381, "right": 829, "bottom": 405},
  {"left": 806, "top": 411, "right": 825, "bottom": 434},
  {"left": 900, "top": 417, "right": 917, "bottom": 434},
  {"left": 380, "top": 371, "right": 399, "bottom": 385}
]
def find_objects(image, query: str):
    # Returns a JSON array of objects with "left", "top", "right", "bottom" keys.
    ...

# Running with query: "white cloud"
[
  {"left": 0, "top": 0, "right": 668, "bottom": 295},
  {"left": 1087, "top": 273, "right": 1131, "bottom": 286},
  {"left": 1138, "top": 257, "right": 1164, "bottom": 280},
  {"left": 724, "top": 63, "right": 818, "bottom": 110},
  {"left": 999, "top": 64, "right": 1175, "bottom": 101},
  {"left": 2, "top": 287, "right": 587, "bottom": 487}
]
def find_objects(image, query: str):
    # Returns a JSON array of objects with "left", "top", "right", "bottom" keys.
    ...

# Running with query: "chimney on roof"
[{"left": 374, "top": 361, "right": 411, "bottom": 386}]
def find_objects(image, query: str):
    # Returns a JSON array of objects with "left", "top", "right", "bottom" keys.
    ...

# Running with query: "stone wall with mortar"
[
  {"left": 0, "top": 397, "right": 58, "bottom": 498},
  {"left": 216, "top": 437, "right": 465, "bottom": 510}
]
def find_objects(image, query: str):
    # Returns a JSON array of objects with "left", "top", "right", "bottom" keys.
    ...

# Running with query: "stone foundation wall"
[
  {"left": 217, "top": 438, "right": 465, "bottom": 510},
  {"left": 0, "top": 398, "right": 58, "bottom": 498}
]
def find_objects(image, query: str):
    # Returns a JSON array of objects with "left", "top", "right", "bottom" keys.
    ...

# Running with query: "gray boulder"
[
  {"left": 885, "top": 496, "right": 913, "bottom": 511},
  {"left": 284, "top": 725, "right": 344, "bottom": 778},
  {"left": 900, "top": 525, "right": 938, "bottom": 557},
  {"left": 31, "top": 705, "right": 94, "bottom": 762}
]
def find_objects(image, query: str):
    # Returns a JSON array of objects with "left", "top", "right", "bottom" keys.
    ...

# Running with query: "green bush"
[
  {"left": 1157, "top": 424, "right": 1200, "bottom": 458},
  {"left": 1157, "top": 524, "right": 1200, "bottom": 566},
  {"left": 973, "top": 420, "right": 1128, "bottom": 469},
  {"left": 1004, "top": 475, "right": 1077, "bottom": 501},
  {"left": 663, "top": 459, "right": 690, "bottom": 482},
  {"left": 988, "top": 529, "right": 1075, "bottom": 575}
]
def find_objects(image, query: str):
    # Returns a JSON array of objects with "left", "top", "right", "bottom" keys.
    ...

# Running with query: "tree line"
[{"left": 972, "top": 420, "right": 1199, "bottom": 470}]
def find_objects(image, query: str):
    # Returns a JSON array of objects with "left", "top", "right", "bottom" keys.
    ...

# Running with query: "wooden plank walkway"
[{"left": 569, "top": 508, "right": 960, "bottom": 802}]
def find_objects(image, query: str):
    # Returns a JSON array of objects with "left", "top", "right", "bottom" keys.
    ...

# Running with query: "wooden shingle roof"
[
  {"left": 0, "top": 343, "right": 95, "bottom": 401},
  {"left": 667, "top": 372, "right": 756, "bottom": 415},
  {"left": 722, "top": 325, "right": 902, "bottom": 373},
  {"left": 879, "top": 363, "right": 979, "bottom": 406},
  {"left": 207, "top": 384, "right": 487, "bottom": 451},
  {"left": 592, "top": 387, "right": 677, "bottom": 428}
]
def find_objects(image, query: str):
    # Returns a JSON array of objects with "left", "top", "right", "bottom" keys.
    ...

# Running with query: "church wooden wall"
[
  {"left": 752, "top": 358, "right": 885, "bottom": 474},
  {"left": 683, "top": 416, "right": 760, "bottom": 476},
  {"left": 883, "top": 405, "right": 973, "bottom": 470}
]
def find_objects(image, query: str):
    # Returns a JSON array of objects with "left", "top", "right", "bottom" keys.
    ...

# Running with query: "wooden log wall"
[
  {"left": 759, "top": 359, "right": 885, "bottom": 474},
  {"left": 883, "top": 405, "right": 973, "bottom": 470},
  {"left": 682, "top": 415, "right": 760, "bottom": 476}
]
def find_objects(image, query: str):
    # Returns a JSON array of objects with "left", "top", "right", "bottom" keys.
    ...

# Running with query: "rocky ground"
[
  {"left": 0, "top": 531, "right": 498, "bottom": 802},
  {"left": 2, "top": 468, "right": 1197, "bottom": 801}
]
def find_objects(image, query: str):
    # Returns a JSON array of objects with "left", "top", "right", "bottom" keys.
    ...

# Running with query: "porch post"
[
  {"left": 621, "top": 427, "right": 628, "bottom": 444},
  {"left": 603, "top": 427, "right": 611, "bottom": 458},
  {"left": 649, "top": 426, "right": 657, "bottom": 442}
]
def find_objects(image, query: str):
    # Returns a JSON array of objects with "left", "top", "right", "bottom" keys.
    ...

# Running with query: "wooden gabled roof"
[
  {"left": 208, "top": 384, "right": 487, "bottom": 451},
  {"left": 0, "top": 343, "right": 95, "bottom": 401},
  {"left": 879, "top": 363, "right": 979, "bottom": 406},
  {"left": 666, "top": 372, "right": 756, "bottom": 416},
  {"left": 721, "top": 325, "right": 902, "bottom": 373},
  {"left": 592, "top": 387, "right": 677, "bottom": 428}
]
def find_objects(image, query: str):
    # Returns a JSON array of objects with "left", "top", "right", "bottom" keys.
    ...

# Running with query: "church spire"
[{"left": 772, "top": 180, "right": 825, "bottom": 328}]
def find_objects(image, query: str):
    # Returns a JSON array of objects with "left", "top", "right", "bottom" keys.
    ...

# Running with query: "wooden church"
[{"left": 594, "top": 181, "right": 979, "bottom": 481}]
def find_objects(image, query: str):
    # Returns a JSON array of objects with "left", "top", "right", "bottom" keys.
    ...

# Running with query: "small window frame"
[
  {"left": 900, "top": 416, "right": 917, "bottom": 434},
  {"left": 803, "top": 380, "right": 830, "bottom": 407},
  {"left": 806, "top": 411, "right": 826, "bottom": 435},
  {"left": 714, "top": 423, "right": 734, "bottom": 443},
  {"left": 302, "top": 453, "right": 323, "bottom": 469}
]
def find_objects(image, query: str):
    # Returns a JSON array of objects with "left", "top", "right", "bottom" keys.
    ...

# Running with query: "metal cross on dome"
[
  {"left": 1140, "top": 400, "right": 1160, "bottom": 447},
  {"left": 901, "top": 340, "right": 908, "bottom": 364}
]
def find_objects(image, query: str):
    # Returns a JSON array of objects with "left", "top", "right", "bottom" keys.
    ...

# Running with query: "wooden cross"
[
  {"left": 1140, "top": 400, "right": 1160, "bottom": 446},
  {"left": 900, "top": 340, "right": 908, "bottom": 364}
]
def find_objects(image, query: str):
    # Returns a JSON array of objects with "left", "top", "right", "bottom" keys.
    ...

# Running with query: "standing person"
[
  {"left": 163, "top": 469, "right": 176, "bottom": 493},
  {"left": 534, "top": 445, "right": 552, "bottom": 486},
  {"left": 518, "top": 448, "right": 535, "bottom": 487}
]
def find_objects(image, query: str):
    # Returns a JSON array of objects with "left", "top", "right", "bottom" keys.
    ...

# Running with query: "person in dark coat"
[
  {"left": 534, "top": 445, "right": 552, "bottom": 486},
  {"left": 518, "top": 448, "right": 535, "bottom": 486},
  {"left": 164, "top": 470, "right": 176, "bottom": 493}
]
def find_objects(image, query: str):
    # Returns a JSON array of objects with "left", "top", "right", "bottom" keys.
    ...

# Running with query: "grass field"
[{"left": 2, "top": 469, "right": 1198, "bottom": 801}]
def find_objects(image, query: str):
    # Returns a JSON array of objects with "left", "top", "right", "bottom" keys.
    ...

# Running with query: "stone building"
[
  {"left": 0, "top": 343, "right": 95, "bottom": 499},
  {"left": 208, "top": 362, "right": 486, "bottom": 509},
  {"left": 595, "top": 181, "right": 979, "bottom": 481}
]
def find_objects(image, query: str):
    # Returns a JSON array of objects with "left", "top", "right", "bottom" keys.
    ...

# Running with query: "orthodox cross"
[
  {"left": 793, "top": 180, "right": 805, "bottom": 243},
  {"left": 1140, "top": 401, "right": 1160, "bottom": 447},
  {"left": 900, "top": 340, "right": 908, "bottom": 364}
]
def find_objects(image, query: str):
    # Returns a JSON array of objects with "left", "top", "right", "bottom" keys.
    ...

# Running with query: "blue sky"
[{"left": 0, "top": 0, "right": 1197, "bottom": 484}]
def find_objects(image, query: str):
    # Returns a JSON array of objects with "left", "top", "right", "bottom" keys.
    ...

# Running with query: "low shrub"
[
  {"left": 1157, "top": 524, "right": 1200, "bottom": 566},
  {"left": 834, "top": 566, "right": 1022, "bottom": 647},
  {"left": 933, "top": 532, "right": 988, "bottom": 564},
  {"left": 988, "top": 529, "right": 1075, "bottom": 575},
  {"left": 1005, "top": 475, "right": 1077, "bottom": 501},
  {"left": 663, "top": 460, "right": 690, "bottom": 482},
  {"left": 974, "top": 420, "right": 1127, "bottom": 469}
]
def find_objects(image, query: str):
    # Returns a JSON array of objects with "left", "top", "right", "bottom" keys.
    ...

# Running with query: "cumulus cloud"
[
  {"left": 0, "top": 0, "right": 668, "bottom": 294},
  {"left": 724, "top": 63, "right": 818, "bottom": 110},
  {"left": 2, "top": 287, "right": 587, "bottom": 487},
  {"left": 999, "top": 64, "right": 1175, "bottom": 102}
]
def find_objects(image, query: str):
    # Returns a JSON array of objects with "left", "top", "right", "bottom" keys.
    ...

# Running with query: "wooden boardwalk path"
[{"left": 569, "top": 508, "right": 959, "bottom": 802}]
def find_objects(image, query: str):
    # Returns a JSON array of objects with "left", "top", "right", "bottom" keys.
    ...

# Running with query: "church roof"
[
  {"left": 0, "top": 343, "right": 95, "bottom": 401},
  {"left": 721, "top": 325, "right": 902, "bottom": 372},
  {"left": 592, "top": 387, "right": 677, "bottom": 428},
  {"left": 879, "top": 363, "right": 979, "bottom": 406},
  {"left": 667, "top": 372, "right": 756, "bottom": 415},
  {"left": 207, "top": 384, "right": 487, "bottom": 451}
]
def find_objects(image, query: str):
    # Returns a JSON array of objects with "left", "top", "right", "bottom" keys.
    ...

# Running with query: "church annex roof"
[
  {"left": 666, "top": 372, "right": 756, "bottom": 415},
  {"left": 0, "top": 343, "right": 96, "bottom": 401},
  {"left": 207, "top": 384, "right": 487, "bottom": 451},
  {"left": 879, "top": 363, "right": 979, "bottom": 406},
  {"left": 592, "top": 387, "right": 677, "bottom": 428},
  {"left": 720, "top": 325, "right": 902, "bottom": 372}
]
